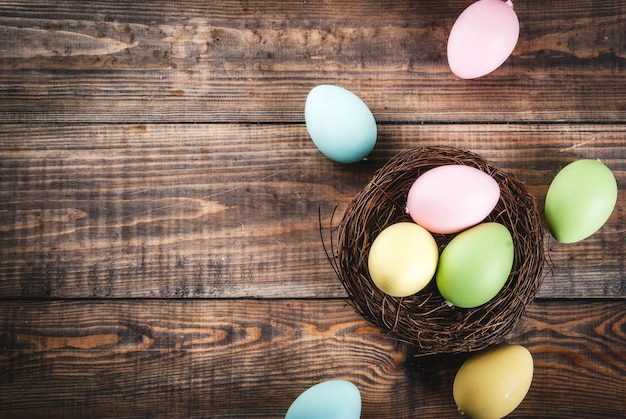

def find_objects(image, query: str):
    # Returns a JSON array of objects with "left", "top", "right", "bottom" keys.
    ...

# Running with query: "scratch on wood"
[
  {"left": 559, "top": 137, "right": 597, "bottom": 152},
  {"left": 272, "top": 238, "right": 289, "bottom": 249}
]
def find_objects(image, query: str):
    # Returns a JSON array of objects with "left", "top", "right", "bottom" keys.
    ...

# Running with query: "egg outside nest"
[{"left": 330, "top": 146, "right": 545, "bottom": 356}]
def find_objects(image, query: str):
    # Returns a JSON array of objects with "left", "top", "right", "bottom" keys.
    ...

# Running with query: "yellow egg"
[
  {"left": 453, "top": 344, "right": 533, "bottom": 419},
  {"left": 367, "top": 222, "right": 438, "bottom": 297}
]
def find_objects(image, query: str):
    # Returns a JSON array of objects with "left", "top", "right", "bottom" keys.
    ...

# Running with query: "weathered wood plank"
[
  {"left": 1, "top": 2, "right": 623, "bottom": 418},
  {"left": 0, "top": 0, "right": 624, "bottom": 123},
  {"left": 1, "top": 123, "right": 624, "bottom": 299},
  {"left": 0, "top": 299, "right": 624, "bottom": 418}
]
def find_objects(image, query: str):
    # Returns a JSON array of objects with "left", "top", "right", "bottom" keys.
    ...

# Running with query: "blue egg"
[
  {"left": 285, "top": 380, "right": 361, "bottom": 419},
  {"left": 305, "top": 85, "right": 377, "bottom": 163}
]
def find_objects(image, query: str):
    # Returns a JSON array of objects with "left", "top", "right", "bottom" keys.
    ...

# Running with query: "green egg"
[
  {"left": 436, "top": 222, "right": 514, "bottom": 308},
  {"left": 545, "top": 159, "right": 618, "bottom": 243}
]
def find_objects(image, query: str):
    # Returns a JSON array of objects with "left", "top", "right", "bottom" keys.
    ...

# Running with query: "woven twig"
[{"left": 335, "top": 146, "right": 545, "bottom": 355}]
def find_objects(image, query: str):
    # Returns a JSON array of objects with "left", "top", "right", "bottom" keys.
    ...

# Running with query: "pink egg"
[
  {"left": 447, "top": 0, "right": 520, "bottom": 79},
  {"left": 406, "top": 165, "right": 500, "bottom": 234}
]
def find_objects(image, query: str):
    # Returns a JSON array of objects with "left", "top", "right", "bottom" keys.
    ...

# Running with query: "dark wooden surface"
[{"left": 0, "top": 1, "right": 625, "bottom": 417}]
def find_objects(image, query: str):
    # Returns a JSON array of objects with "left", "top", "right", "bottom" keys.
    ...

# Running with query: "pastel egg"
[
  {"left": 285, "top": 380, "right": 361, "bottom": 419},
  {"left": 447, "top": 0, "right": 520, "bottom": 79},
  {"left": 406, "top": 165, "right": 500, "bottom": 234},
  {"left": 305, "top": 85, "right": 377, "bottom": 163},
  {"left": 454, "top": 344, "right": 534, "bottom": 419},
  {"left": 545, "top": 159, "right": 618, "bottom": 243},
  {"left": 368, "top": 222, "right": 439, "bottom": 297},
  {"left": 436, "top": 222, "right": 514, "bottom": 308}
]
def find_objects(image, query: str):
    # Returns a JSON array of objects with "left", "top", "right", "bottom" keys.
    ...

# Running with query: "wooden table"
[{"left": 1, "top": 1, "right": 625, "bottom": 417}]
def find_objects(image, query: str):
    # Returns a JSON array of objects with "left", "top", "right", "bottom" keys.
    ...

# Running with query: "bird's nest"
[{"left": 329, "top": 146, "right": 545, "bottom": 355}]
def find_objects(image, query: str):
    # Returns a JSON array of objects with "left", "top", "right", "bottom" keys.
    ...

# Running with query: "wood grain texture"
[
  {"left": 1, "top": 1, "right": 625, "bottom": 417},
  {"left": 0, "top": 0, "right": 624, "bottom": 123},
  {"left": 1, "top": 123, "right": 625, "bottom": 299},
  {"left": 0, "top": 299, "right": 624, "bottom": 418}
]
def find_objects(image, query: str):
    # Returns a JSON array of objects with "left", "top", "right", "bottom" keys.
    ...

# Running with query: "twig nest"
[{"left": 335, "top": 146, "right": 545, "bottom": 355}]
